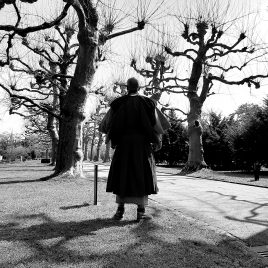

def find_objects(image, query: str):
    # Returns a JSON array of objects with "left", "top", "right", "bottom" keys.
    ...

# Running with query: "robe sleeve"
[
  {"left": 154, "top": 107, "right": 171, "bottom": 134},
  {"left": 99, "top": 108, "right": 114, "bottom": 134}
]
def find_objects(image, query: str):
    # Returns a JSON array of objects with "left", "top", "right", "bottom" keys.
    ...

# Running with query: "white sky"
[{"left": 0, "top": 0, "right": 268, "bottom": 133}]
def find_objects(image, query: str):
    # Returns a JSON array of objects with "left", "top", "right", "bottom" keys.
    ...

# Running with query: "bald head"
[{"left": 127, "top": 77, "right": 139, "bottom": 94}]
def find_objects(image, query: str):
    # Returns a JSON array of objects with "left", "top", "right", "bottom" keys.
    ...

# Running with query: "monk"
[{"left": 99, "top": 77, "right": 170, "bottom": 221}]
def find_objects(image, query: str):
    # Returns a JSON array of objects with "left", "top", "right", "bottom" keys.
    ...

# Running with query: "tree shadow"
[
  {"left": 0, "top": 168, "right": 53, "bottom": 172},
  {"left": 39, "top": 173, "right": 57, "bottom": 181},
  {"left": 0, "top": 210, "right": 264, "bottom": 267},
  {"left": 0, "top": 213, "right": 137, "bottom": 266},
  {"left": 0, "top": 179, "right": 43, "bottom": 185},
  {"left": 207, "top": 191, "right": 268, "bottom": 246},
  {"left": 0, "top": 213, "right": 136, "bottom": 242},
  {"left": 59, "top": 203, "right": 90, "bottom": 210}
]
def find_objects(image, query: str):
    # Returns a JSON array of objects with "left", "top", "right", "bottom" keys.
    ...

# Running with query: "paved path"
[{"left": 83, "top": 162, "right": 268, "bottom": 246}]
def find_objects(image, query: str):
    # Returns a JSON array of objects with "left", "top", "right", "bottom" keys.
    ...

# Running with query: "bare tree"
[
  {"left": 0, "top": 1, "right": 71, "bottom": 67},
  {"left": 82, "top": 121, "right": 93, "bottom": 160},
  {"left": 129, "top": 27, "right": 188, "bottom": 120},
  {"left": 162, "top": 0, "right": 268, "bottom": 171},
  {"left": 125, "top": 0, "right": 268, "bottom": 172},
  {"left": 0, "top": 0, "right": 165, "bottom": 178},
  {"left": 0, "top": 19, "right": 79, "bottom": 165}
]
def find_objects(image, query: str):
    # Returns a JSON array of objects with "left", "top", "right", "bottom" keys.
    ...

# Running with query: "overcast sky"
[{"left": 0, "top": 0, "right": 268, "bottom": 133}]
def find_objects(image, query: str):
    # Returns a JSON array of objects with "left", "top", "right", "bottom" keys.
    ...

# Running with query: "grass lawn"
[
  {"left": 156, "top": 165, "right": 268, "bottom": 188},
  {"left": 0, "top": 161, "right": 266, "bottom": 268},
  {"left": 187, "top": 169, "right": 268, "bottom": 188}
]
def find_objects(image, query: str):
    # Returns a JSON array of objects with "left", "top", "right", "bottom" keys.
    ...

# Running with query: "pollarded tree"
[
  {"left": 0, "top": 1, "right": 71, "bottom": 67},
  {"left": 0, "top": 0, "right": 165, "bottom": 178},
  {"left": 130, "top": 28, "right": 176, "bottom": 96},
  {"left": 164, "top": 0, "right": 268, "bottom": 171},
  {"left": 0, "top": 19, "right": 79, "bottom": 165},
  {"left": 0, "top": 1, "right": 74, "bottom": 168},
  {"left": 55, "top": 0, "right": 165, "bottom": 177}
]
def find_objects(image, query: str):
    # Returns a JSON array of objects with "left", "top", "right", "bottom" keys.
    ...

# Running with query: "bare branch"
[
  {"left": 210, "top": 73, "right": 267, "bottom": 89},
  {"left": 0, "top": 4, "right": 71, "bottom": 37},
  {"left": 130, "top": 59, "right": 154, "bottom": 77},
  {"left": 53, "top": 73, "right": 74, "bottom": 79},
  {"left": 105, "top": 23, "right": 145, "bottom": 42},
  {"left": 21, "top": 38, "right": 55, "bottom": 63},
  {"left": 162, "top": 77, "right": 189, "bottom": 83},
  {"left": 165, "top": 47, "right": 195, "bottom": 62},
  {"left": 0, "top": 83, "right": 60, "bottom": 120},
  {"left": 161, "top": 106, "right": 188, "bottom": 116},
  {"left": 3, "top": 2, "right": 22, "bottom": 66},
  {"left": 208, "top": 32, "right": 246, "bottom": 52}
]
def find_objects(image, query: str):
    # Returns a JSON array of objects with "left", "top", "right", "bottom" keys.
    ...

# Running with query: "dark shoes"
[
  {"left": 137, "top": 207, "right": 151, "bottom": 221},
  {"left": 112, "top": 207, "right": 150, "bottom": 221},
  {"left": 112, "top": 207, "right": 124, "bottom": 220}
]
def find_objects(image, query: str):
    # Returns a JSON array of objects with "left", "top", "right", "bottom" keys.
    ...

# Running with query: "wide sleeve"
[
  {"left": 99, "top": 108, "right": 114, "bottom": 134},
  {"left": 154, "top": 107, "right": 171, "bottom": 134}
]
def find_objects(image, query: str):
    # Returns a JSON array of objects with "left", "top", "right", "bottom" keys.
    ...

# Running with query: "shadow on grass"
[
  {"left": 0, "top": 213, "right": 141, "bottom": 266},
  {"left": 0, "top": 213, "right": 137, "bottom": 242},
  {"left": 39, "top": 173, "right": 56, "bottom": 181},
  {"left": 0, "top": 209, "right": 265, "bottom": 267},
  {"left": 0, "top": 179, "right": 43, "bottom": 185},
  {"left": 59, "top": 203, "right": 90, "bottom": 210},
  {"left": 220, "top": 171, "right": 268, "bottom": 179},
  {"left": 0, "top": 168, "right": 53, "bottom": 172}
]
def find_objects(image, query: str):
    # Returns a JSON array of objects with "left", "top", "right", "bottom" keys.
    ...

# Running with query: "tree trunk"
[
  {"left": 47, "top": 113, "right": 58, "bottom": 166},
  {"left": 94, "top": 131, "right": 103, "bottom": 161},
  {"left": 47, "top": 63, "right": 59, "bottom": 166},
  {"left": 47, "top": 64, "right": 59, "bottom": 166},
  {"left": 83, "top": 138, "right": 89, "bottom": 161},
  {"left": 182, "top": 93, "right": 207, "bottom": 173},
  {"left": 89, "top": 122, "right": 97, "bottom": 161},
  {"left": 55, "top": 26, "right": 98, "bottom": 176},
  {"left": 103, "top": 138, "right": 111, "bottom": 163}
]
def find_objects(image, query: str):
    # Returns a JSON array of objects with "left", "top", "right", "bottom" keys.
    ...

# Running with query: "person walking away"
[{"left": 99, "top": 77, "right": 168, "bottom": 221}]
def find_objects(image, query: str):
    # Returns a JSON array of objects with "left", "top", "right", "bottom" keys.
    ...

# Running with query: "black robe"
[{"left": 106, "top": 95, "right": 158, "bottom": 197}]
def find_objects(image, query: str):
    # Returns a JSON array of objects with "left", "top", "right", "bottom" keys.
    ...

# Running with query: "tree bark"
[
  {"left": 94, "top": 131, "right": 103, "bottom": 161},
  {"left": 83, "top": 138, "right": 89, "bottom": 161},
  {"left": 89, "top": 122, "right": 97, "bottom": 161},
  {"left": 182, "top": 93, "right": 207, "bottom": 172},
  {"left": 55, "top": 24, "right": 98, "bottom": 176},
  {"left": 47, "top": 113, "right": 58, "bottom": 166},
  {"left": 103, "top": 138, "right": 111, "bottom": 163},
  {"left": 47, "top": 63, "right": 59, "bottom": 166},
  {"left": 52, "top": 1, "right": 144, "bottom": 178}
]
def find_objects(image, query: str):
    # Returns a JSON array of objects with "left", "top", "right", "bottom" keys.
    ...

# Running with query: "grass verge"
[{"left": 0, "top": 161, "right": 266, "bottom": 268}]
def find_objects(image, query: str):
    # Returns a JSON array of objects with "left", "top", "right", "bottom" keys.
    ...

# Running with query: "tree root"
[
  {"left": 180, "top": 161, "right": 207, "bottom": 175},
  {"left": 40, "top": 169, "right": 85, "bottom": 181}
]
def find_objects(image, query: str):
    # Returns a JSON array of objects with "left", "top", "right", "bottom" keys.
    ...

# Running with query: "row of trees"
[
  {"left": 0, "top": 132, "right": 47, "bottom": 161},
  {"left": 155, "top": 98, "right": 268, "bottom": 171},
  {"left": 2, "top": 97, "right": 267, "bottom": 171},
  {"left": 1, "top": 0, "right": 268, "bottom": 177},
  {"left": 0, "top": 0, "right": 165, "bottom": 177}
]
